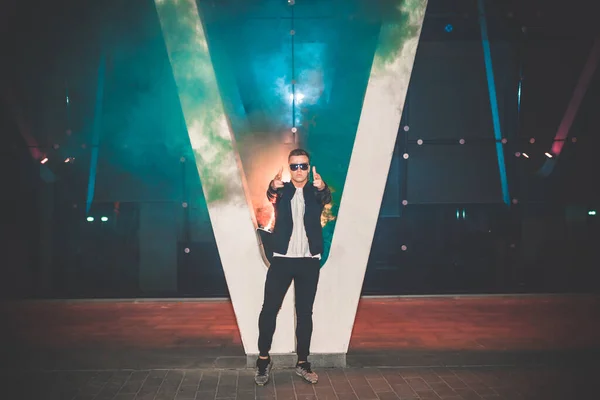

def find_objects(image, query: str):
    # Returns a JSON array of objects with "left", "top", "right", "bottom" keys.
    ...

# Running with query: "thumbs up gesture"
[
  {"left": 271, "top": 166, "right": 284, "bottom": 190},
  {"left": 312, "top": 166, "right": 325, "bottom": 191}
]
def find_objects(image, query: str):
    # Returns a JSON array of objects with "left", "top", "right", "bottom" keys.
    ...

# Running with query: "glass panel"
[{"left": 406, "top": 142, "right": 504, "bottom": 204}]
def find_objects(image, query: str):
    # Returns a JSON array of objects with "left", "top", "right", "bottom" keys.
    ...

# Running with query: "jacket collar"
[{"left": 286, "top": 181, "right": 313, "bottom": 191}]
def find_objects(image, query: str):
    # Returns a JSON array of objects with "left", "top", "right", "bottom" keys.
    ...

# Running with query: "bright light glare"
[{"left": 289, "top": 92, "right": 305, "bottom": 104}]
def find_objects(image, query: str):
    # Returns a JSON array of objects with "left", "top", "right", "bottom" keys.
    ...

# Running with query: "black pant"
[{"left": 258, "top": 256, "right": 320, "bottom": 361}]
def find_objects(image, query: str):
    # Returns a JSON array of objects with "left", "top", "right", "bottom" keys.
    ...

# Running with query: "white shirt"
[{"left": 273, "top": 187, "right": 321, "bottom": 259}]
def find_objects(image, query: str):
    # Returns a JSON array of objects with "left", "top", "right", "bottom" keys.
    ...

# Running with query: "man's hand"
[
  {"left": 312, "top": 166, "right": 325, "bottom": 191},
  {"left": 270, "top": 167, "right": 284, "bottom": 190}
]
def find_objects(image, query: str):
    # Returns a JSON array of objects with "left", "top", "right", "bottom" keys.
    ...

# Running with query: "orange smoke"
[
  {"left": 320, "top": 203, "right": 336, "bottom": 227},
  {"left": 239, "top": 136, "right": 295, "bottom": 230}
]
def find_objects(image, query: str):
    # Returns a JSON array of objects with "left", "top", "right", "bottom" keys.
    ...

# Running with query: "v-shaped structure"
[{"left": 155, "top": 0, "right": 428, "bottom": 359}]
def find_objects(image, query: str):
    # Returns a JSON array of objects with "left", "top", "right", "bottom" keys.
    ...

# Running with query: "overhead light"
[
  {"left": 589, "top": 210, "right": 597, "bottom": 216},
  {"left": 522, "top": 153, "right": 529, "bottom": 158},
  {"left": 101, "top": 216, "right": 108, "bottom": 222},
  {"left": 86, "top": 216, "right": 94, "bottom": 222},
  {"left": 41, "top": 157, "right": 48, "bottom": 164},
  {"left": 545, "top": 152, "right": 553, "bottom": 158}
]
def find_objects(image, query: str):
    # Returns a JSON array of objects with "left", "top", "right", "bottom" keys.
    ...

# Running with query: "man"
[{"left": 255, "top": 148, "right": 332, "bottom": 386}]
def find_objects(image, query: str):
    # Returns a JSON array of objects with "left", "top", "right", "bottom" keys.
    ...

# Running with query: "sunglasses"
[{"left": 289, "top": 163, "right": 309, "bottom": 171}]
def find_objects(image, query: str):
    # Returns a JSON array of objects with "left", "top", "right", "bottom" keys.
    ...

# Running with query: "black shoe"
[
  {"left": 255, "top": 357, "right": 272, "bottom": 385},
  {"left": 296, "top": 361, "right": 318, "bottom": 384}
]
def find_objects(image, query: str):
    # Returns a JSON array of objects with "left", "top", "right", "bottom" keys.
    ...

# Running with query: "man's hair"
[{"left": 288, "top": 148, "right": 310, "bottom": 161}]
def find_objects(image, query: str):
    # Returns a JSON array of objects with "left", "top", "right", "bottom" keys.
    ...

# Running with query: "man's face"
[{"left": 288, "top": 155, "right": 310, "bottom": 184}]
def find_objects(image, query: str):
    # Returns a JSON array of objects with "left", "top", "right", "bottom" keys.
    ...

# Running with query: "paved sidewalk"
[
  {"left": 3, "top": 364, "right": 595, "bottom": 400},
  {"left": 2, "top": 296, "right": 598, "bottom": 399}
]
